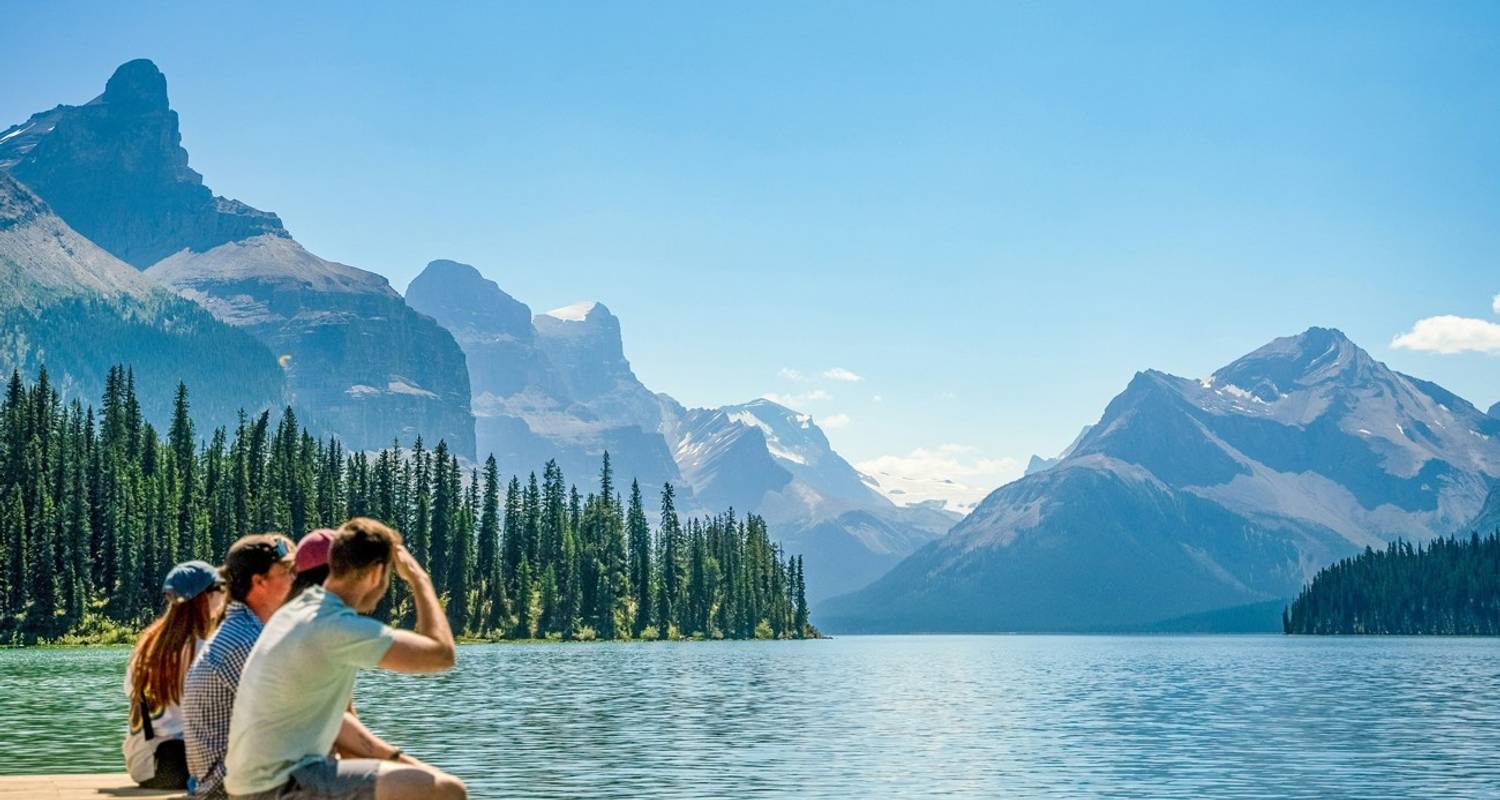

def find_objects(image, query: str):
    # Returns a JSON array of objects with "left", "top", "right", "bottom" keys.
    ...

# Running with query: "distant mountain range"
[
  {"left": 1, "top": 60, "right": 474, "bottom": 456},
  {"left": 818, "top": 328, "right": 1500, "bottom": 632},
  {"left": 405, "top": 259, "right": 955, "bottom": 601},
  {"left": 0, "top": 60, "right": 948, "bottom": 603},
  {"left": 20, "top": 60, "right": 1491, "bottom": 629}
]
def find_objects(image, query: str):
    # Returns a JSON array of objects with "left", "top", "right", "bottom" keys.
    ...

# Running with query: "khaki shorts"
[{"left": 230, "top": 757, "right": 380, "bottom": 800}]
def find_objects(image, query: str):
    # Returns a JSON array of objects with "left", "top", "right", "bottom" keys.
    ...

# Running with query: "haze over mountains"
[
  {"left": 0, "top": 59, "right": 474, "bottom": 456},
  {"left": 819, "top": 328, "right": 1500, "bottom": 631},
  {"left": 406, "top": 258, "right": 956, "bottom": 601},
  {"left": 0, "top": 170, "right": 283, "bottom": 429},
  {"left": 0, "top": 59, "right": 948, "bottom": 603},
  {"left": 5, "top": 59, "right": 1495, "bottom": 629}
]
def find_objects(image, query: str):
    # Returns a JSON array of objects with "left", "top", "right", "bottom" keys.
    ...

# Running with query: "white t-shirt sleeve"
[{"left": 324, "top": 610, "right": 397, "bottom": 668}]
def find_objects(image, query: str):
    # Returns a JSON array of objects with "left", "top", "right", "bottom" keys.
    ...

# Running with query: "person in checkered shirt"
[{"left": 183, "top": 534, "right": 296, "bottom": 799}]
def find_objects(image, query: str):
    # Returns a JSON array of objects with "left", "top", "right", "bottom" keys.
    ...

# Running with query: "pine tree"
[
  {"left": 478, "top": 456, "right": 502, "bottom": 632},
  {"left": 626, "top": 480, "right": 651, "bottom": 635}
]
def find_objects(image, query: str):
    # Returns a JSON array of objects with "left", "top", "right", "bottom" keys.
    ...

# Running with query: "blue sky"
[{"left": 5, "top": 2, "right": 1499, "bottom": 506}]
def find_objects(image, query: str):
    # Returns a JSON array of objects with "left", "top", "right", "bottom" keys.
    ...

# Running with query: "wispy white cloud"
[
  {"left": 1391, "top": 315, "right": 1500, "bottom": 354},
  {"left": 823, "top": 367, "right": 863, "bottom": 382},
  {"left": 1493, "top": 294, "right": 1500, "bottom": 315},
  {"left": 761, "top": 389, "right": 832, "bottom": 407},
  {"left": 778, "top": 367, "right": 808, "bottom": 382},
  {"left": 820, "top": 413, "right": 851, "bottom": 430},
  {"left": 872, "top": 394, "right": 883, "bottom": 403},
  {"left": 857, "top": 445, "right": 1023, "bottom": 515}
]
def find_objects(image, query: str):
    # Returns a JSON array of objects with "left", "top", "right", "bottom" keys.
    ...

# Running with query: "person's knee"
[
  {"left": 434, "top": 771, "right": 467, "bottom": 800},
  {"left": 375, "top": 763, "right": 465, "bottom": 800}
]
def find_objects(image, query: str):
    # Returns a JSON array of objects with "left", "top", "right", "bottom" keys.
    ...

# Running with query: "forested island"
[
  {"left": 0, "top": 367, "right": 813, "bottom": 645},
  {"left": 1283, "top": 533, "right": 1500, "bottom": 635}
]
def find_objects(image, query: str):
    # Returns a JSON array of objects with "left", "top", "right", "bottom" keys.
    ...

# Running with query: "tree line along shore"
[
  {"left": 1284, "top": 532, "right": 1500, "bottom": 635},
  {"left": 0, "top": 366, "right": 815, "bottom": 645}
]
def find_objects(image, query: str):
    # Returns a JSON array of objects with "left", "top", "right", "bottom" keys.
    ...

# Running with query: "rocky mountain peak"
[
  {"left": 1209, "top": 326, "right": 1378, "bottom": 401},
  {"left": 99, "top": 59, "right": 169, "bottom": 112},
  {"left": 406, "top": 259, "right": 534, "bottom": 339},
  {"left": 1, "top": 59, "right": 286, "bottom": 268}
]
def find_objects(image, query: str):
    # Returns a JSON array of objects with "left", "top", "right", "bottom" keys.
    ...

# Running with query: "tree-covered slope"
[
  {"left": 1284, "top": 534, "right": 1500, "bottom": 635},
  {"left": 0, "top": 171, "right": 282, "bottom": 431}
]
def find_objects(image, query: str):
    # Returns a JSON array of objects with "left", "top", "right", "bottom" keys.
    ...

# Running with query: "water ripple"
[{"left": 3, "top": 636, "right": 1499, "bottom": 798}]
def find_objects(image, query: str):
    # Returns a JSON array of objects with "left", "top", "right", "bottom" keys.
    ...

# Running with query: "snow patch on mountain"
[{"left": 542, "top": 301, "right": 599, "bottom": 322}]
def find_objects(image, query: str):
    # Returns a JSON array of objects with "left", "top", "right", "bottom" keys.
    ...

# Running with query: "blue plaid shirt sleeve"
[{"left": 184, "top": 603, "right": 262, "bottom": 799}]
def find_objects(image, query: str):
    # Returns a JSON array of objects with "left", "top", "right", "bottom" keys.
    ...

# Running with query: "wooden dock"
[{"left": 0, "top": 774, "right": 181, "bottom": 799}]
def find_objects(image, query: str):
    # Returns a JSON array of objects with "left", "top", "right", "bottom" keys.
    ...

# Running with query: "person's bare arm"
[
  {"left": 377, "top": 545, "right": 456, "bottom": 674},
  {"left": 334, "top": 711, "right": 424, "bottom": 765}
]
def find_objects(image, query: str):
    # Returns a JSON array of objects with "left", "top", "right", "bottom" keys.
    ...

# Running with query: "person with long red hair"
[{"left": 123, "top": 560, "right": 227, "bottom": 789}]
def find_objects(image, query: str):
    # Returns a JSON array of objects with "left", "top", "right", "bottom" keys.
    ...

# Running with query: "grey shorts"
[{"left": 230, "top": 757, "right": 380, "bottom": 800}]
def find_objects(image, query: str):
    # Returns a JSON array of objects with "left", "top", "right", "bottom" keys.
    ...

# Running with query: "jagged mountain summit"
[
  {"left": 0, "top": 59, "right": 286, "bottom": 268},
  {"left": 2, "top": 60, "right": 475, "bottom": 456},
  {"left": 0, "top": 170, "right": 284, "bottom": 429},
  {"left": 818, "top": 328, "right": 1500, "bottom": 632},
  {"left": 405, "top": 259, "right": 954, "bottom": 601}
]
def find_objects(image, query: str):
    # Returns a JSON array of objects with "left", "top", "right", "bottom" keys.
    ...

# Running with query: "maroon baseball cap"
[{"left": 295, "top": 528, "right": 337, "bottom": 573}]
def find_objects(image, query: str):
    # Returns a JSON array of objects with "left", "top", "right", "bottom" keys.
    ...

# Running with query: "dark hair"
[
  {"left": 290, "top": 564, "right": 330, "bottom": 597},
  {"left": 224, "top": 533, "right": 294, "bottom": 602},
  {"left": 330, "top": 517, "right": 402, "bottom": 579}
]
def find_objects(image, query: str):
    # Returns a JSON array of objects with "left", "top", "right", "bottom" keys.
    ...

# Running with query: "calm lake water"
[{"left": 2, "top": 636, "right": 1499, "bottom": 798}]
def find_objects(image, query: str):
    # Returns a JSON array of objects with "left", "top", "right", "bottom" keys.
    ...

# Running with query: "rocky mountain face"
[
  {"left": 0, "top": 170, "right": 284, "bottom": 429},
  {"left": 818, "top": 328, "right": 1500, "bottom": 632},
  {"left": 0, "top": 59, "right": 286, "bottom": 268},
  {"left": 407, "top": 260, "right": 679, "bottom": 490},
  {"left": 2, "top": 60, "right": 474, "bottom": 456},
  {"left": 405, "top": 259, "right": 953, "bottom": 601}
]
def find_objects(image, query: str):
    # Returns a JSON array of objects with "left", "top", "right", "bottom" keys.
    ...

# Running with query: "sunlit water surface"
[{"left": 3, "top": 636, "right": 1499, "bottom": 798}]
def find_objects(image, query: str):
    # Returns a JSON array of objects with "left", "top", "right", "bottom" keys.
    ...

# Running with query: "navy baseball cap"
[{"left": 162, "top": 560, "right": 223, "bottom": 603}]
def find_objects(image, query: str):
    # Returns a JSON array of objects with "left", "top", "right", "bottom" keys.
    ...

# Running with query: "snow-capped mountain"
[
  {"left": 405, "top": 259, "right": 955, "bottom": 601},
  {"left": 1, "top": 60, "right": 474, "bottom": 456},
  {"left": 819, "top": 328, "right": 1500, "bottom": 632},
  {"left": 658, "top": 396, "right": 958, "bottom": 600}
]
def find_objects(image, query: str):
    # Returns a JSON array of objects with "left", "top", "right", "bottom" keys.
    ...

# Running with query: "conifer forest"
[{"left": 0, "top": 367, "right": 813, "bottom": 644}]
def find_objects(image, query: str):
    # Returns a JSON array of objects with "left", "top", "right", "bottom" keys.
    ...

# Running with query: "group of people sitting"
[{"left": 122, "top": 517, "right": 468, "bottom": 799}]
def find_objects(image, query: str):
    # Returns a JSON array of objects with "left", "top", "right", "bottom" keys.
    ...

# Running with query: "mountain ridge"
[
  {"left": 819, "top": 327, "right": 1500, "bottom": 632},
  {"left": 0, "top": 169, "right": 285, "bottom": 430}
]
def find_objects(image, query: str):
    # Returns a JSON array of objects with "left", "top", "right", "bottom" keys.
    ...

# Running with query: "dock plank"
[{"left": 0, "top": 774, "right": 182, "bottom": 799}]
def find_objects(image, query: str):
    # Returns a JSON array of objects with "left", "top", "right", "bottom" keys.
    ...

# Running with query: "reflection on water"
[{"left": 3, "top": 636, "right": 1499, "bottom": 798}]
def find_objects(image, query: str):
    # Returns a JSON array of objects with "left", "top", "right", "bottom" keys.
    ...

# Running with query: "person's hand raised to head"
[{"left": 392, "top": 544, "right": 429, "bottom": 585}]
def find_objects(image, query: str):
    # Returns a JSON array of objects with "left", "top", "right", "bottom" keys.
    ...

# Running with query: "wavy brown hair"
[{"left": 128, "top": 591, "right": 220, "bottom": 726}]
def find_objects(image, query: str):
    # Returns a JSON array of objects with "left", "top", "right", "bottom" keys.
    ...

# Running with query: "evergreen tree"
[
  {"left": 627, "top": 479, "right": 652, "bottom": 635},
  {"left": 477, "top": 456, "right": 502, "bottom": 632}
]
